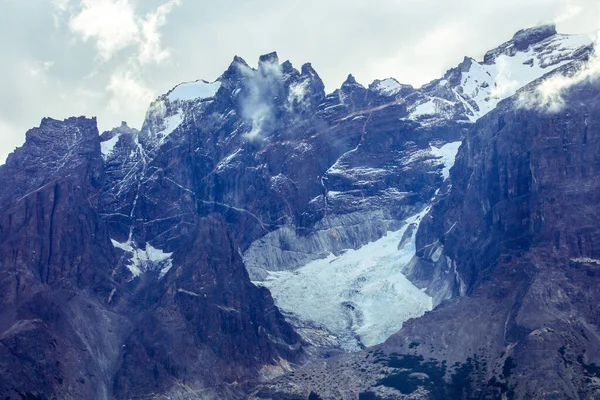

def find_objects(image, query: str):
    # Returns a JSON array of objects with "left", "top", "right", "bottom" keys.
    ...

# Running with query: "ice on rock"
[
  {"left": 167, "top": 80, "right": 221, "bottom": 102},
  {"left": 156, "top": 109, "right": 184, "bottom": 145},
  {"left": 410, "top": 99, "right": 437, "bottom": 118},
  {"left": 374, "top": 78, "right": 404, "bottom": 96},
  {"left": 111, "top": 239, "right": 174, "bottom": 279},
  {"left": 430, "top": 141, "right": 462, "bottom": 180},
  {"left": 100, "top": 133, "right": 120, "bottom": 160},
  {"left": 258, "top": 209, "right": 433, "bottom": 351}
]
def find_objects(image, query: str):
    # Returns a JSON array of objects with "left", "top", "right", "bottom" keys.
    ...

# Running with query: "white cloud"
[
  {"left": 61, "top": 0, "right": 180, "bottom": 64},
  {"left": 47, "top": 0, "right": 181, "bottom": 137},
  {"left": 51, "top": 0, "right": 72, "bottom": 12},
  {"left": 27, "top": 61, "right": 54, "bottom": 77},
  {"left": 107, "top": 69, "right": 155, "bottom": 116},
  {"left": 554, "top": 1, "right": 583, "bottom": 24},
  {"left": 239, "top": 58, "right": 284, "bottom": 141},
  {"left": 69, "top": 0, "right": 140, "bottom": 61},
  {"left": 138, "top": 0, "right": 181, "bottom": 65}
]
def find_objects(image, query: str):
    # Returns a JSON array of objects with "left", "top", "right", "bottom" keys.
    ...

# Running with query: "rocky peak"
[
  {"left": 300, "top": 62, "right": 317, "bottom": 77},
  {"left": 100, "top": 121, "right": 137, "bottom": 140},
  {"left": 483, "top": 23, "right": 561, "bottom": 63},
  {"left": 512, "top": 23, "right": 557, "bottom": 50},
  {"left": 442, "top": 56, "right": 475, "bottom": 87},
  {"left": 219, "top": 55, "right": 251, "bottom": 82},
  {"left": 281, "top": 60, "right": 297, "bottom": 75},
  {"left": 410, "top": 28, "right": 593, "bottom": 124},
  {"left": 369, "top": 78, "right": 413, "bottom": 98},
  {"left": 258, "top": 51, "right": 279, "bottom": 65},
  {"left": 27, "top": 116, "right": 98, "bottom": 148},
  {"left": 0, "top": 117, "right": 102, "bottom": 208},
  {"left": 341, "top": 73, "right": 363, "bottom": 89}
]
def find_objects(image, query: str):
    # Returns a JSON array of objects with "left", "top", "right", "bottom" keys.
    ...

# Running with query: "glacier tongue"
[{"left": 257, "top": 208, "right": 432, "bottom": 351}]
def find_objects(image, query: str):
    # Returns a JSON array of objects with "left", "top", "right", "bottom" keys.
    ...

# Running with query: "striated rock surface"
[{"left": 0, "top": 117, "right": 302, "bottom": 400}]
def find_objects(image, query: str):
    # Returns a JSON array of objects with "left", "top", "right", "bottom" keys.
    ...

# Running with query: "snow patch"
[
  {"left": 111, "top": 239, "right": 174, "bottom": 278},
  {"left": 430, "top": 141, "right": 462, "bottom": 179},
  {"left": 410, "top": 99, "right": 437, "bottom": 118},
  {"left": 167, "top": 80, "right": 221, "bottom": 102},
  {"left": 374, "top": 78, "right": 403, "bottom": 95},
  {"left": 216, "top": 148, "right": 242, "bottom": 172},
  {"left": 101, "top": 134, "right": 120, "bottom": 160},
  {"left": 458, "top": 33, "right": 592, "bottom": 120},
  {"left": 156, "top": 109, "right": 184, "bottom": 145}
]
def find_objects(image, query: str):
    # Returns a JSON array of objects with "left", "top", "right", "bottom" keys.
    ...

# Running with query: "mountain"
[
  {"left": 251, "top": 30, "right": 600, "bottom": 399},
  {"left": 0, "top": 24, "right": 597, "bottom": 399}
]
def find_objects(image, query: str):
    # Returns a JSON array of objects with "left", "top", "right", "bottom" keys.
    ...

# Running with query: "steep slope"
[
  {"left": 0, "top": 118, "right": 125, "bottom": 399},
  {"left": 251, "top": 58, "right": 600, "bottom": 400},
  {"left": 245, "top": 25, "right": 593, "bottom": 349},
  {"left": 99, "top": 51, "right": 471, "bottom": 352},
  {"left": 0, "top": 118, "right": 303, "bottom": 399}
]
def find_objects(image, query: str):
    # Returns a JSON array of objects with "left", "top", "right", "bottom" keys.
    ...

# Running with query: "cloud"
[
  {"left": 45, "top": 0, "right": 181, "bottom": 135},
  {"left": 51, "top": 0, "right": 72, "bottom": 11},
  {"left": 490, "top": 56, "right": 522, "bottom": 99},
  {"left": 68, "top": 0, "right": 140, "bottom": 61},
  {"left": 107, "top": 69, "right": 155, "bottom": 119},
  {"left": 518, "top": 32, "right": 600, "bottom": 112},
  {"left": 138, "top": 0, "right": 182, "bottom": 65},
  {"left": 554, "top": 1, "right": 583, "bottom": 24},
  {"left": 239, "top": 57, "right": 284, "bottom": 141},
  {"left": 59, "top": 0, "right": 181, "bottom": 64},
  {"left": 27, "top": 61, "right": 54, "bottom": 78}
]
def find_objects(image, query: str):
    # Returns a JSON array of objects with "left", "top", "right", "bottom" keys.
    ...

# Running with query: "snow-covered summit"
[
  {"left": 406, "top": 25, "right": 593, "bottom": 124},
  {"left": 370, "top": 78, "right": 412, "bottom": 96}
]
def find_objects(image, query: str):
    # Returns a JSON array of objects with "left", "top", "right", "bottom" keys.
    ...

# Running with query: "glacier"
[{"left": 258, "top": 208, "right": 432, "bottom": 351}]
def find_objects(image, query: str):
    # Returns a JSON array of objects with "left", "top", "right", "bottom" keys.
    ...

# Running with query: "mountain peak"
[
  {"left": 342, "top": 74, "right": 363, "bottom": 88},
  {"left": 512, "top": 23, "right": 557, "bottom": 50},
  {"left": 301, "top": 62, "right": 317, "bottom": 76},
  {"left": 483, "top": 23, "right": 560, "bottom": 64},
  {"left": 259, "top": 51, "right": 279, "bottom": 65}
]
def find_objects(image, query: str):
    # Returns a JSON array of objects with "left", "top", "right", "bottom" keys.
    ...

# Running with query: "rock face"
[
  {"left": 251, "top": 64, "right": 600, "bottom": 399},
  {"left": 0, "top": 117, "right": 302, "bottom": 399},
  {"left": 0, "top": 24, "right": 596, "bottom": 399}
]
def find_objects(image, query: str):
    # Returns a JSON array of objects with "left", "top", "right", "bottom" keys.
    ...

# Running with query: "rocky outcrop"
[
  {"left": 0, "top": 117, "right": 123, "bottom": 399},
  {"left": 0, "top": 117, "right": 302, "bottom": 399},
  {"left": 113, "top": 214, "right": 301, "bottom": 399}
]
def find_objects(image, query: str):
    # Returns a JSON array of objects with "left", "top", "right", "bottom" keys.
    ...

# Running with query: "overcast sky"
[{"left": 0, "top": 0, "right": 598, "bottom": 163}]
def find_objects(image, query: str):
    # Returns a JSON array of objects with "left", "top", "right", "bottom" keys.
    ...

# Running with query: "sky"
[{"left": 0, "top": 0, "right": 599, "bottom": 163}]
